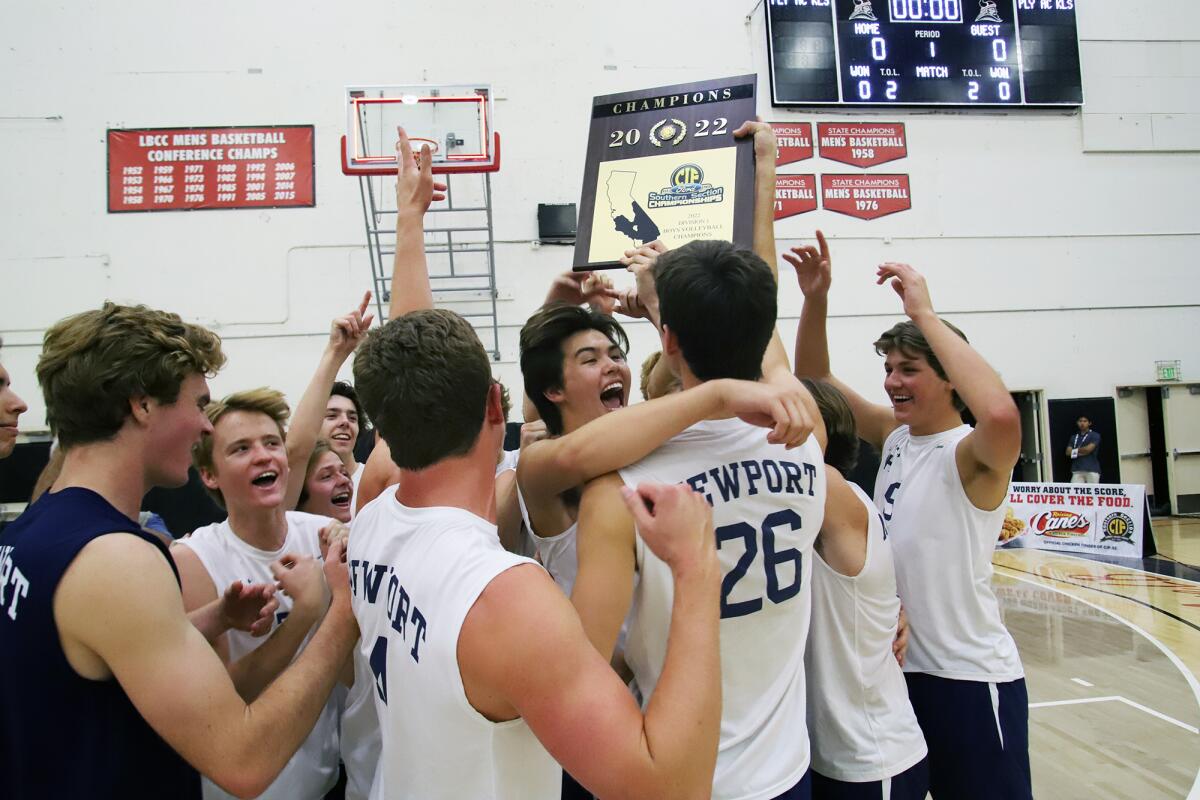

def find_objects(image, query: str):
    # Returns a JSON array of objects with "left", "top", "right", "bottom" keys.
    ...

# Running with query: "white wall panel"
[{"left": 0, "top": 0, "right": 1196, "bottom": 432}]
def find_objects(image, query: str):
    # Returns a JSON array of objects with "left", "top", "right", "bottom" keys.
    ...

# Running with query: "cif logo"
[
  {"left": 1030, "top": 510, "right": 1090, "bottom": 538},
  {"left": 671, "top": 164, "right": 704, "bottom": 188},
  {"left": 1101, "top": 512, "right": 1135, "bottom": 543}
]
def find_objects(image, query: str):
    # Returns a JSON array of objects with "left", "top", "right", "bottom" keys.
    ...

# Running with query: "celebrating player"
[
  {"left": 347, "top": 129, "right": 724, "bottom": 799},
  {"left": 801, "top": 378, "right": 929, "bottom": 799},
  {"left": 0, "top": 338, "right": 28, "bottom": 461},
  {"left": 789, "top": 233, "right": 1029, "bottom": 799},
  {"left": 0, "top": 304, "right": 356, "bottom": 799},
  {"left": 173, "top": 388, "right": 348, "bottom": 800}
]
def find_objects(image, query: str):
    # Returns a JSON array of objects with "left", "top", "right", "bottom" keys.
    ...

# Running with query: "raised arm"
[
  {"left": 389, "top": 128, "right": 448, "bottom": 320},
  {"left": 733, "top": 119, "right": 796, "bottom": 388},
  {"left": 463, "top": 481, "right": 721, "bottom": 799},
  {"left": 56, "top": 535, "right": 358, "bottom": 799},
  {"left": 284, "top": 296, "right": 373, "bottom": 509},
  {"left": 518, "top": 377, "right": 813, "bottom": 517},
  {"left": 877, "top": 263, "right": 1020, "bottom": 507},
  {"left": 786, "top": 232, "right": 899, "bottom": 450}
]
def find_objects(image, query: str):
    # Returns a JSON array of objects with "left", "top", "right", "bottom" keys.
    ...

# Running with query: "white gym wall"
[{"left": 1, "top": 0, "right": 1197, "bottom": 429}]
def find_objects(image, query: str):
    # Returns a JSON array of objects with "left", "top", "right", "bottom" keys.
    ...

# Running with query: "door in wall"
[
  {"left": 1165, "top": 385, "right": 1200, "bottom": 516},
  {"left": 1116, "top": 387, "right": 1172, "bottom": 516},
  {"left": 1012, "top": 390, "right": 1045, "bottom": 482}
]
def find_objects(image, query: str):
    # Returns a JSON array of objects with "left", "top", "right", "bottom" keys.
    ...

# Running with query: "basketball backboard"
[{"left": 341, "top": 84, "right": 499, "bottom": 175}]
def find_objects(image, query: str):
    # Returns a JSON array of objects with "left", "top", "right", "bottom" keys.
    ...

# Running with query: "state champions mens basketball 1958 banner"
[{"left": 574, "top": 75, "right": 757, "bottom": 270}]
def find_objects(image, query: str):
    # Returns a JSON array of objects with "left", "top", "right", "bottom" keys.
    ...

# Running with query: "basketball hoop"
[
  {"left": 408, "top": 137, "right": 440, "bottom": 159},
  {"left": 341, "top": 84, "right": 500, "bottom": 175}
]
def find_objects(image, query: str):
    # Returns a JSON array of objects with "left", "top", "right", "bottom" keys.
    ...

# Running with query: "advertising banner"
[
  {"left": 998, "top": 483, "right": 1150, "bottom": 557},
  {"left": 108, "top": 125, "right": 315, "bottom": 212}
]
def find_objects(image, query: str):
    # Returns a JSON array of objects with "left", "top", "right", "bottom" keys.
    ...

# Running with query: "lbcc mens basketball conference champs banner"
[
  {"left": 108, "top": 125, "right": 315, "bottom": 212},
  {"left": 998, "top": 483, "right": 1151, "bottom": 557}
]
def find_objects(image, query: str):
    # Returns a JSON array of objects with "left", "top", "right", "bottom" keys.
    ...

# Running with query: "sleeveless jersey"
[
  {"left": 619, "top": 419, "right": 826, "bottom": 800},
  {"left": 343, "top": 460, "right": 382, "bottom": 800},
  {"left": 873, "top": 425, "right": 1023, "bottom": 681},
  {"left": 181, "top": 511, "right": 340, "bottom": 800},
  {"left": 806, "top": 482, "right": 927, "bottom": 782},
  {"left": 339, "top": 652, "right": 382, "bottom": 800},
  {"left": 349, "top": 493, "right": 561, "bottom": 800},
  {"left": 516, "top": 486, "right": 579, "bottom": 594},
  {"left": 350, "top": 461, "right": 366, "bottom": 518},
  {"left": 0, "top": 488, "right": 200, "bottom": 799}
]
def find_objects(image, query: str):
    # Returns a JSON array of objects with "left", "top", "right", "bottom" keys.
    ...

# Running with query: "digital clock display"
[
  {"left": 766, "top": 0, "right": 1082, "bottom": 107},
  {"left": 888, "top": 0, "right": 964, "bottom": 24}
]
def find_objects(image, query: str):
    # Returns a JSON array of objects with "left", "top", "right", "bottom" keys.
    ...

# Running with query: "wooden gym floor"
[{"left": 994, "top": 517, "right": 1200, "bottom": 799}]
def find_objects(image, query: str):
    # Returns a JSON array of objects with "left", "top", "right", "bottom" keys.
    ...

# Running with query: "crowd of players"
[{"left": 0, "top": 122, "right": 1032, "bottom": 800}]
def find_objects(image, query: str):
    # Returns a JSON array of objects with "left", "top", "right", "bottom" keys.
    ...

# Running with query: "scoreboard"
[{"left": 767, "top": 0, "right": 1082, "bottom": 107}]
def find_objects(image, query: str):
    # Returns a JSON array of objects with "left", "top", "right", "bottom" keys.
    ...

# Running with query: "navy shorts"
[
  {"left": 771, "top": 769, "right": 812, "bottom": 800},
  {"left": 905, "top": 673, "right": 1032, "bottom": 800},
  {"left": 811, "top": 757, "right": 929, "bottom": 799}
]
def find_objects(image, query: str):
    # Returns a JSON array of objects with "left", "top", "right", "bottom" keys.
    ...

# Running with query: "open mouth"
[
  {"left": 890, "top": 394, "right": 913, "bottom": 409},
  {"left": 251, "top": 470, "right": 279, "bottom": 489},
  {"left": 600, "top": 382, "right": 625, "bottom": 411},
  {"left": 331, "top": 432, "right": 352, "bottom": 441},
  {"left": 331, "top": 490, "right": 351, "bottom": 508}
]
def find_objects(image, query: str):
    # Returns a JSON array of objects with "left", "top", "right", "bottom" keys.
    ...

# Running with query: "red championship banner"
[
  {"left": 774, "top": 175, "right": 818, "bottom": 221},
  {"left": 821, "top": 174, "right": 911, "bottom": 220},
  {"left": 817, "top": 123, "right": 907, "bottom": 168},
  {"left": 998, "top": 483, "right": 1150, "bottom": 557},
  {"left": 107, "top": 125, "right": 315, "bottom": 213},
  {"left": 771, "top": 122, "right": 814, "bottom": 166}
]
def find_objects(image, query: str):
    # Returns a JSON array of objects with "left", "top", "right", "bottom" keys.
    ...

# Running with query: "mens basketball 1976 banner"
[
  {"left": 107, "top": 125, "right": 315, "bottom": 212},
  {"left": 998, "top": 482, "right": 1151, "bottom": 558},
  {"left": 574, "top": 75, "right": 757, "bottom": 270}
]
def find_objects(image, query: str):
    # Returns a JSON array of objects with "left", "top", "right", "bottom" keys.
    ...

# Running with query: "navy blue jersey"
[{"left": 0, "top": 488, "right": 200, "bottom": 799}]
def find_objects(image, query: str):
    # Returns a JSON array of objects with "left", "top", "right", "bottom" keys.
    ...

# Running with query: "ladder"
[{"left": 355, "top": 171, "right": 501, "bottom": 360}]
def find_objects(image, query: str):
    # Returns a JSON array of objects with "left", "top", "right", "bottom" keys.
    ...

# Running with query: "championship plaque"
[{"left": 574, "top": 75, "right": 757, "bottom": 270}]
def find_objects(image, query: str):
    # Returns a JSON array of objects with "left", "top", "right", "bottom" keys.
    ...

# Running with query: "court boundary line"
[
  {"left": 1029, "top": 695, "right": 1199, "bottom": 734},
  {"left": 1003, "top": 571, "right": 1200, "bottom": 798}
]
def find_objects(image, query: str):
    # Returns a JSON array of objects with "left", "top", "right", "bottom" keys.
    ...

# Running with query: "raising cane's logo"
[{"left": 1030, "top": 510, "right": 1091, "bottom": 538}]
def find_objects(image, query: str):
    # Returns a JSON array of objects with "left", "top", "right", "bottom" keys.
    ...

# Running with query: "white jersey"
[
  {"left": 182, "top": 512, "right": 340, "bottom": 800},
  {"left": 350, "top": 461, "right": 366, "bottom": 517},
  {"left": 349, "top": 491, "right": 561, "bottom": 800},
  {"left": 874, "top": 424, "right": 1023, "bottom": 681},
  {"left": 496, "top": 448, "right": 519, "bottom": 475},
  {"left": 619, "top": 419, "right": 826, "bottom": 800},
  {"left": 339, "top": 653, "right": 381, "bottom": 800},
  {"left": 515, "top": 487, "right": 579, "bottom": 595},
  {"left": 806, "top": 482, "right": 927, "bottom": 782}
]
